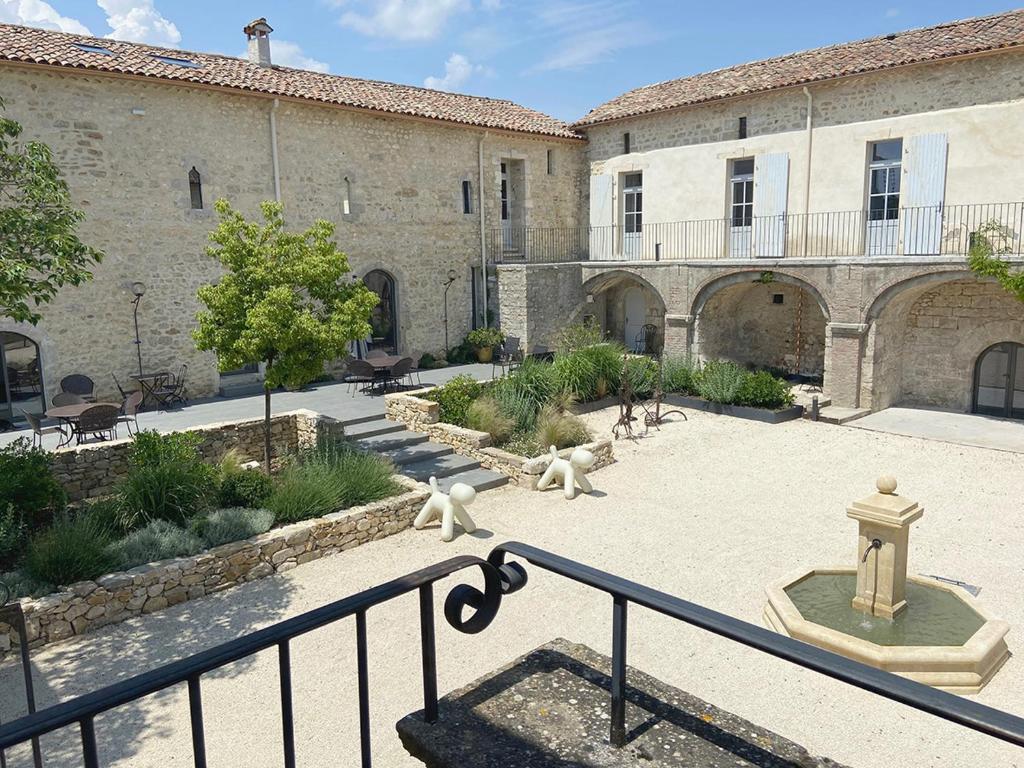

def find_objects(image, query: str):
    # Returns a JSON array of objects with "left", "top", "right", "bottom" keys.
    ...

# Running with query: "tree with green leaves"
[
  {"left": 194, "top": 199, "right": 378, "bottom": 471},
  {"left": 0, "top": 97, "right": 103, "bottom": 323},
  {"left": 968, "top": 220, "right": 1024, "bottom": 303}
]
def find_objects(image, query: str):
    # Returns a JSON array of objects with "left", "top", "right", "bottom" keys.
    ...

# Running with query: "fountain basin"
[{"left": 764, "top": 567, "right": 1010, "bottom": 693}]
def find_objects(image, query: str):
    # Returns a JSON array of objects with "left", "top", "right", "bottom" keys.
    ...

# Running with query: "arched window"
[
  {"left": 188, "top": 166, "right": 203, "bottom": 210},
  {"left": 364, "top": 270, "right": 397, "bottom": 354},
  {"left": 973, "top": 342, "right": 1024, "bottom": 420}
]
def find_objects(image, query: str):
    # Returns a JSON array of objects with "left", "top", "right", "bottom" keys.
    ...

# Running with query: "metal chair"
[
  {"left": 406, "top": 350, "right": 425, "bottom": 387},
  {"left": 60, "top": 374, "right": 96, "bottom": 402},
  {"left": 492, "top": 336, "right": 522, "bottom": 378},
  {"left": 344, "top": 359, "right": 377, "bottom": 396},
  {"left": 152, "top": 365, "right": 188, "bottom": 409},
  {"left": 111, "top": 372, "right": 131, "bottom": 400},
  {"left": 52, "top": 392, "right": 85, "bottom": 407},
  {"left": 634, "top": 324, "right": 659, "bottom": 355},
  {"left": 387, "top": 357, "right": 414, "bottom": 392},
  {"left": 22, "top": 410, "right": 65, "bottom": 449},
  {"left": 529, "top": 345, "right": 552, "bottom": 362},
  {"left": 76, "top": 404, "right": 120, "bottom": 444},
  {"left": 117, "top": 390, "right": 144, "bottom": 437}
]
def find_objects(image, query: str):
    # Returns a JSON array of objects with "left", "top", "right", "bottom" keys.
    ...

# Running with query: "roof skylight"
[
  {"left": 74, "top": 43, "right": 114, "bottom": 56},
  {"left": 150, "top": 54, "right": 200, "bottom": 69}
]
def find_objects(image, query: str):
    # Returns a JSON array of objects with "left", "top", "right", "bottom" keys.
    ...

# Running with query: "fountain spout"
[{"left": 861, "top": 538, "right": 882, "bottom": 562}]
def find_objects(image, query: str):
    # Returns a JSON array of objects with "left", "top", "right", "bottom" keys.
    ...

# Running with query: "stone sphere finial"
[{"left": 876, "top": 475, "right": 898, "bottom": 494}]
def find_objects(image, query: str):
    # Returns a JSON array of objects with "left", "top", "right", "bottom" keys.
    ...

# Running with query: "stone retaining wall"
[
  {"left": 51, "top": 409, "right": 334, "bottom": 502},
  {"left": 385, "top": 389, "right": 614, "bottom": 488},
  {"left": 0, "top": 476, "right": 429, "bottom": 660}
]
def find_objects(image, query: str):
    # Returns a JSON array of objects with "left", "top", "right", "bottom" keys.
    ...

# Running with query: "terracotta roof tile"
[
  {"left": 0, "top": 22, "right": 582, "bottom": 140},
  {"left": 574, "top": 9, "right": 1024, "bottom": 128}
]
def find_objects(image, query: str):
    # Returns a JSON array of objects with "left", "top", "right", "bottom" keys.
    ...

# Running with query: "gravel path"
[{"left": 2, "top": 408, "right": 1022, "bottom": 768}]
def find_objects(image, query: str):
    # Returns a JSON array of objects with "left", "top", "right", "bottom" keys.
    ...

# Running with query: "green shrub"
[
  {"left": 579, "top": 343, "right": 624, "bottom": 399},
  {"left": 426, "top": 374, "right": 484, "bottom": 426},
  {"left": 465, "top": 396, "right": 515, "bottom": 443},
  {"left": 267, "top": 463, "right": 341, "bottom": 524},
  {"left": 117, "top": 431, "right": 217, "bottom": 529},
  {"left": 465, "top": 327, "right": 504, "bottom": 350},
  {"left": 219, "top": 469, "right": 274, "bottom": 508},
  {"left": 446, "top": 341, "right": 475, "bottom": 365},
  {"left": 418, "top": 352, "right": 436, "bottom": 369},
  {"left": 501, "top": 429, "right": 542, "bottom": 458},
  {"left": 623, "top": 356, "right": 658, "bottom": 398},
  {"left": 108, "top": 520, "right": 204, "bottom": 570},
  {"left": 1, "top": 569, "right": 54, "bottom": 600},
  {"left": 662, "top": 356, "right": 697, "bottom": 394},
  {"left": 79, "top": 497, "right": 129, "bottom": 537},
  {"left": 0, "top": 504, "right": 26, "bottom": 570},
  {"left": 533, "top": 404, "right": 591, "bottom": 451},
  {"left": 735, "top": 370, "right": 795, "bottom": 410},
  {"left": 24, "top": 513, "right": 115, "bottom": 586},
  {"left": 491, "top": 358, "right": 559, "bottom": 430},
  {"left": 555, "top": 322, "right": 604, "bottom": 355},
  {"left": 553, "top": 351, "right": 598, "bottom": 401},
  {"left": 695, "top": 360, "right": 748, "bottom": 404},
  {"left": 0, "top": 438, "right": 66, "bottom": 546},
  {"left": 492, "top": 385, "right": 540, "bottom": 432},
  {"left": 192, "top": 507, "right": 275, "bottom": 548}
]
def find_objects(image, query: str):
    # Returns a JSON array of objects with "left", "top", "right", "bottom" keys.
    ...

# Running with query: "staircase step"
[
  {"left": 344, "top": 418, "right": 405, "bottom": 439},
  {"left": 814, "top": 406, "right": 871, "bottom": 425},
  {"left": 400, "top": 453, "right": 481, "bottom": 482},
  {"left": 437, "top": 468, "right": 509, "bottom": 493},
  {"left": 380, "top": 441, "right": 453, "bottom": 466},
  {"left": 339, "top": 413, "right": 391, "bottom": 428},
  {"left": 355, "top": 430, "right": 428, "bottom": 452}
]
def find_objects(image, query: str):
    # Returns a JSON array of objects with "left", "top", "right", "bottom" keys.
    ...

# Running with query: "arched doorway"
[
  {"left": 364, "top": 270, "right": 397, "bottom": 354},
  {"left": 0, "top": 332, "right": 44, "bottom": 428},
  {"left": 581, "top": 270, "right": 667, "bottom": 354},
  {"left": 973, "top": 342, "right": 1024, "bottom": 419}
]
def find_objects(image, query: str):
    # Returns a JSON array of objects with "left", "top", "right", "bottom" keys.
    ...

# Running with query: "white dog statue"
[
  {"left": 414, "top": 476, "right": 477, "bottom": 542},
  {"left": 536, "top": 445, "right": 596, "bottom": 499}
]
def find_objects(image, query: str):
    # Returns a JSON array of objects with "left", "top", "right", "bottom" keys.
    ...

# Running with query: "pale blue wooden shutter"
[
  {"left": 589, "top": 173, "right": 615, "bottom": 260},
  {"left": 902, "top": 133, "right": 947, "bottom": 255},
  {"left": 753, "top": 153, "right": 789, "bottom": 258}
]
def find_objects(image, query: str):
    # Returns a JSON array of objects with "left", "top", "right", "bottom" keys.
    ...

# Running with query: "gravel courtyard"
[{"left": 2, "top": 408, "right": 1022, "bottom": 768}]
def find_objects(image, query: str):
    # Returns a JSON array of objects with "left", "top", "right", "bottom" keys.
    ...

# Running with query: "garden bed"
[{"left": 663, "top": 394, "right": 805, "bottom": 424}]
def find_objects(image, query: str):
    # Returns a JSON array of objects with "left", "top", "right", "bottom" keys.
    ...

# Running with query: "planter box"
[{"left": 663, "top": 394, "right": 804, "bottom": 424}]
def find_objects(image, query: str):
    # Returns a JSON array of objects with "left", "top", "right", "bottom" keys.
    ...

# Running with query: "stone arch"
[
  {"left": 362, "top": 268, "right": 400, "bottom": 354},
  {"left": 690, "top": 269, "right": 831, "bottom": 321},
  {"left": 0, "top": 320, "right": 53, "bottom": 424},
  {"left": 581, "top": 269, "right": 667, "bottom": 351},
  {"left": 863, "top": 268, "right": 978, "bottom": 324}
]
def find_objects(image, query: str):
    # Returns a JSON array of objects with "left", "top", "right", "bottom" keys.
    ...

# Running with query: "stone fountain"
[{"left": 764, "top": 476, "right": 1010, "bottom": 693}]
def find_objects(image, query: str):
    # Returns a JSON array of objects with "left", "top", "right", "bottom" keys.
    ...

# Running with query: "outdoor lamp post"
[
  {"left": 442, "top": 269, "right": 458, "bottom": 354},
  {"left": 130, "top": 281, "right": 146, "bottom": 378}
]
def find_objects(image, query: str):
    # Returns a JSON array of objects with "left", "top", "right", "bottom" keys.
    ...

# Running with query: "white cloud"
[
  {"left": 246, "top": 39, "right": 330, "bottom": 73},
  {"left": 0, "top": 0, "right": 91, "bottom": 34},
  {"left": 424, "top": 52, "right": 482, "bottom": 91},
  {"left": 97, "top": 0, "right": 180, "bottom": 46},
  {"left": 336, "top": 0, "right": 470, "bottom": 42},
  {"left": 528, "top": 1, "right": 651, "bottom": 72}
]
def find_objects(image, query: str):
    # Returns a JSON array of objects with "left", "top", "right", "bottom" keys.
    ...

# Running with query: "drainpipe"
[
  {"left": 478, "top": 132, "right": 489, "bottom": 328},
  {"left": 801, "top": 87, "right": 813, "bottom": 255},
  {"left": 270, "top": 98, "right": 282, "bottom": 202}
]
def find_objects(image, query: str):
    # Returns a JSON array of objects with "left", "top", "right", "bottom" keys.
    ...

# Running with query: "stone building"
[
  {"left": 495, "top": 9, "right": 1024, "bottom": 418},
  {"left": 0, "top": 18, "right": 584, "bottom": 417},
  {"left": 2, "top": 9, "right": 1024, "bottom": 423}
]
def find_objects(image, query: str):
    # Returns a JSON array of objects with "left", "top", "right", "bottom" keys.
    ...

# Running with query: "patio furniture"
[
  {"left": 366, "top": 349, "right": 387, "bottom": 360},
  {"left": 152, "top": 364, "right": 188, "bottom": 408},
  {"left": 344, "top": 359, "right": 377, "bottom": 396},
  {"left": 387, "top": 357, "right": 414, "bottom": 392},
  {"left": 492, "top": 336, "right": 522, "bottom": 378},
  {"left": 634, "top": 324, "right": 658, "bottom": 355},
  {"left": 75, "top": 404, "right": 120, "bottom": 444},
  {"left": 51, "top": 391, "right": 85, "bottom": 407},
  {"left": 131, "top": 371, "right": 171, "bottom": 409},
  {"left": 60, "top": 374, "right": 96, "bottom": 402},
  {"left": 46, "top": 401, "right": 121, "bottom": 447},
  {"left": 117, "top": 390, "right": 144, "bottom": 437},
  {"left": 22, "top": 410, "right": 66, "bottom": 449},
  {"left": 406, "top": 350, "right": 425, "bottom": 387},
  {"left": 111, "top": 372, "right": 132, "bottom": 399}
]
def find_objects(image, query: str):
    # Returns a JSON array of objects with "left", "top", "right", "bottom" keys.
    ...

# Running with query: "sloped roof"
[
  {"left": 574, "top": 9, "right": 1024, "bottom": 128},
  {"left": 0, "top": 22, "right": 581, "bottom": 140}
]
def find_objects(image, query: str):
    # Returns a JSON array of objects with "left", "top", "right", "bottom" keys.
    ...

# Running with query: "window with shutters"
[
  {"left": 729, "top": 158, "right": 754, "bottom": 227},
  {"left": 867, "top": 139, "right": 902, "bottom": 221}
]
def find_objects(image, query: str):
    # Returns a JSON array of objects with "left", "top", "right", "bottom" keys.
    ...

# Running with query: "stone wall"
[
  {"left": 0, "top": 477, "right": 428, "bottom": 660},
  {"left": 0, "top": 65, "right": 584, "bottom": 402},
  {"left": 49, "top": 409, "right": 332, "bottom": 502}
]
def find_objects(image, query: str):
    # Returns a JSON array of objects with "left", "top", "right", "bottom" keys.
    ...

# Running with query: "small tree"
[
  {"left": 967, "top": 220, "right": 1024, "bottom": 303},
  {"left": 194, "top": 199, "right": 378, "bottom": 472},
  {"left": 0, "top": 97, "right": 103, "bottom": 323}
]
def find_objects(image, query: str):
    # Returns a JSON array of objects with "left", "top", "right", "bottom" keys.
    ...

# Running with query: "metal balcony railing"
[
  {"left": 488, "top": 201, "right": 1024, "bottom": 264},
  {"left": 1, "top": 543, "right": 1023, "bottom": 767}
]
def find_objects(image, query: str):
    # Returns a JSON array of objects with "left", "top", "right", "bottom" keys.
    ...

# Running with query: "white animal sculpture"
[
  {"left": 414, "top": 476, "right": 477, "bottom": 542},
  {"left": 536, "top": 445, "right": 596, "bottom": 499}
]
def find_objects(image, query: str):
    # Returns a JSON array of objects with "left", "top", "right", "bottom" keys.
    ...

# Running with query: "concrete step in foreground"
[
  {"left": 400, "top": 453, "right": 481, "bottom": 482},
  {"left": 814, "top": 406, "right": 871, "bottom": 425},
  {"left": 353, "top": 429, "right": 428, "bottom": 452}
]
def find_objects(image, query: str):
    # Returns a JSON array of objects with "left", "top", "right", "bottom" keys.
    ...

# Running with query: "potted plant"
[{"left": 465, "top": 327, "right": 505, "bottom": 363}]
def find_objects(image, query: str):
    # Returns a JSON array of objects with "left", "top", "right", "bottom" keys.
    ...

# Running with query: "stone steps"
[
  {"left": 339, "top": 415, "right": 509, "bottom": 494},
  {"left": 814, "top": 406, "right": 871, "bottom": 425}
]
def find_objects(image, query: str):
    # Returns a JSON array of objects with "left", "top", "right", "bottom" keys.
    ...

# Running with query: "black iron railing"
[
  {"left": 488, "top": 201, "right": 1024, "bottom": 263},
  {"left": 1, "top": 543, "right": 1023, "bottom": 767}
]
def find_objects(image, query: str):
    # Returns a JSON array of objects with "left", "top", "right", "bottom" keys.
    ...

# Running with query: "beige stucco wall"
[
  {"left": 582, "top": 51, "right": 1024, "bottom": 244},
  {"left": 0, "top": 64, "right": 585, "bottom": 401}
]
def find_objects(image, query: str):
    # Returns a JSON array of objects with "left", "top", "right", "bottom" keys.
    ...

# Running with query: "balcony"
[{"left": 487, "top": 202, "right": 1024, "bottom": 264}]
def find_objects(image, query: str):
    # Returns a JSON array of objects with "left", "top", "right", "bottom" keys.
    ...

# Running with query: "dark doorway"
[
  {"left": 973, "top": 342, "right": 1024, "bottom": 419},
  {"left": 0, "top": 332, "right": 44, "bottom": 425},
  {"left": 365, "top": 270, "right": 397, "bottom": 354}
]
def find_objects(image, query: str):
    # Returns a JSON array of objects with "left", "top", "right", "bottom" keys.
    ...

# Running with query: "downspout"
[
  {"left": 270, "top": 98, "right": 282, "bottom": 202},
  {"left": 801, "top": 87, "right": 813, "bottom": 255},
  {"left": 478, "top": 132, "right": 489, "bottom": 328}
]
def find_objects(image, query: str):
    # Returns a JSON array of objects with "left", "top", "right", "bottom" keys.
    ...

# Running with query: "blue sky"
[{"left": 1, "top": 1, "right": 1019, "bottom": 121}]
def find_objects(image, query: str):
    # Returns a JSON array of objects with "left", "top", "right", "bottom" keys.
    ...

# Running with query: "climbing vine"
[{"left": 967, "top": 220, "right": 1024, "bottom": 303}]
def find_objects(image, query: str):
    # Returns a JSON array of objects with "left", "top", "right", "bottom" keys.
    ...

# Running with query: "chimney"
[{"left": 244, "top": 17, "right": 273, "bottom": 67}]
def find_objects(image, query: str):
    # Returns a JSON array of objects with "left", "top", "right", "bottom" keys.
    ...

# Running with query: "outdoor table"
[
  {"left": 365, "top": 355, "right": 405, "bottom": 393},
  {"left": 45, "top": 402, "right": 121, "bottom": 448},
  {"left": 131, "top": 371, "right": 171, "bottom": 409}
]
